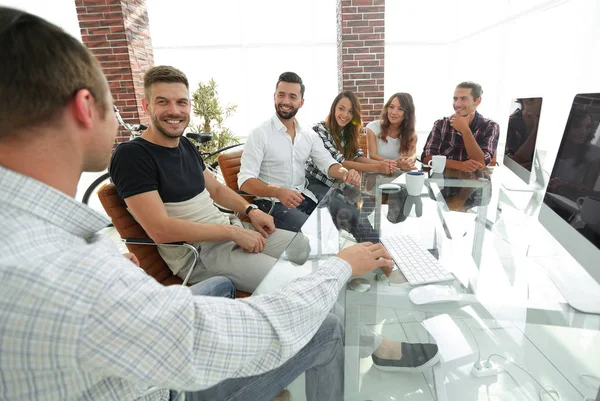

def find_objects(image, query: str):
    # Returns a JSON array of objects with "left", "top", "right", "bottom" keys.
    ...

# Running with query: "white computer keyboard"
[{"left": 381, "top": 235, "right": 454, "bottom": 286}]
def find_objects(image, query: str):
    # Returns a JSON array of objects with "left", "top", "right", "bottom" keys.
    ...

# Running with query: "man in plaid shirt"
[
  {"left": 0, "top": 7, "right": 393, "bottom": 401},
  {"left": 421, "top": 82, "right": 500, "bottom": 173}
]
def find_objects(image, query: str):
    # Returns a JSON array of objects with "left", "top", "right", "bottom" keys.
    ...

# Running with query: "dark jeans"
[{"left": 255, "top": 196, "right": 318, "bottom": 233}]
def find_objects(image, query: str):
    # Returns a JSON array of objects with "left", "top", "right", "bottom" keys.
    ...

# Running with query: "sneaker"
[
  {"left": 270, "top": 389, "right": 292, "bottom": 401},
  {"left": 371, "top": 342, "right": 440, "bottom": 372}
]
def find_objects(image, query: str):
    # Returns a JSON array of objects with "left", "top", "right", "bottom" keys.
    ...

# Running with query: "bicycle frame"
[{"left": 113, "top": 105, "right": 146, "bottom": 141}]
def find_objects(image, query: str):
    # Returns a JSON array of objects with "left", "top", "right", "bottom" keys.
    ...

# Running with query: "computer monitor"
[
  {"left": 539, "top": 93, "right": 600, "bottom": 314},
  {"left": 502, "top": 97, "right": 543, "bottom": 189}
]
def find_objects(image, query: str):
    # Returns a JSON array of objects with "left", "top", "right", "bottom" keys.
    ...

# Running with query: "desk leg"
[
  {"left": 317, "top": 207, "right": 322, "bottom": 258},
  {"left": 344, "top": 303, "right": 362, "bottom": 398},
  {"left": 374, "top": 188, "right": 382, "bottom": 234},
  {"left": 472, "top": 186, "right": 490, "bottom": 267}
]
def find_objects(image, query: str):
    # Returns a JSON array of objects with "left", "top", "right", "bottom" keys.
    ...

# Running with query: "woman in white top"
[{"left": 366, "top": 92, "right": 418, "bottom": 170}]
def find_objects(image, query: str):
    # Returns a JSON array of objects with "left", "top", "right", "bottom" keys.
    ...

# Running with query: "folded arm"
[{"left": 478, "top": 121, "right": 500, "bottom": 166}]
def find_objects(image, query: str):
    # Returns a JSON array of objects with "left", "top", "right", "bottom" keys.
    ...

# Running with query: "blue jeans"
[
  {"left": 189, "top": 276, "right": 236, "bottom": 298},
  {"left": 171, "top": 313, "right": 344, "bottom": 401},
  {"left": 255, "top": 196, "right": 318, "bottom": 233}
]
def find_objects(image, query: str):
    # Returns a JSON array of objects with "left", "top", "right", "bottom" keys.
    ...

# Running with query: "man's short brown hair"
[
  {"left": 0, "top": 7, "right": 109, "bottom": 139},
  {"left": 143, "top": 66, "right": 189, "bottom": 100}
]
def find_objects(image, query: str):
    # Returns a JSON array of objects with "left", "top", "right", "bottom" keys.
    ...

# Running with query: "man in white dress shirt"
[
  {"left": 239, "top": 72, "right": 361, "bottom": 232},
  {"left": 0, "top": 8, "right": 394, "bottom": 401}
]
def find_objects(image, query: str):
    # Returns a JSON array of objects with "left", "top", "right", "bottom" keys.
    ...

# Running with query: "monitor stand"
[
  {"left": 541, "top": 256, "right": 600, "bottom": 314},
  {"left": 501, "top": 180, "right": 543, "bottom": 192},
  {"left": 501, "top": 153, "right": 547, "bottom": 192}
]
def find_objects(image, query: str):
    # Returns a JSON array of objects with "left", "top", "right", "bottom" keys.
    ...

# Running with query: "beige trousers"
[{"left": 177, "top": 222, "right": 310, "bottom": 293}]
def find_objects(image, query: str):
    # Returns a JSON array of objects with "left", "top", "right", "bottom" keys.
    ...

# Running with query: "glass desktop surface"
[
  {"left": 338, "top": 171, "right": 599, "bottom": 401},
  {"left": 255, "top": 169, "right": 600, "bottom": 401}
]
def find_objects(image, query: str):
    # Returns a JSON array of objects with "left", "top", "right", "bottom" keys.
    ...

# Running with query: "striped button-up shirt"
[
  {"left": 421, "top": 111, "right": 500, "bottom": 165},
  {"left": 306, "top": 121, "right": 364, "bottom": 187},
  {"left": 0, "top": 165, "right": 351, "bottom": 401}
]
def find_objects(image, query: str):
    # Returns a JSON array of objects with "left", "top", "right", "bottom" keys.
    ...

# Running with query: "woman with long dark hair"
[
  {"left": 306, "top": 91, "right": 396, "bottom": 199},
  {"left": 366, "top": 93, "right": 418, "bottom": 170}
]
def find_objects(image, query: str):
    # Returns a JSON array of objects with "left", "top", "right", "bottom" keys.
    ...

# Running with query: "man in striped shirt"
[
  {"left": 421, "top": 82, "right": 500, "bottom": 173},
  {"left": 0, "top": 7, "right": 393, "bottom": 401}
]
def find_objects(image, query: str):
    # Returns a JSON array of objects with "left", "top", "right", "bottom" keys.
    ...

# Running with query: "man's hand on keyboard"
[{"left": 337, "top": 242, "right": 394, "bottom": 276}]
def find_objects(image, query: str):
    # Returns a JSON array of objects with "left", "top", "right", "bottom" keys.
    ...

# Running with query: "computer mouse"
[
  {"left": 408, "top": 285, "right": 459, "bottom": 305},
  {"left": 378, "top": 183, "right": 400, "bottom": 190},
  {"left": 347, "top": 278, "right": 371, "bottom": 292}
]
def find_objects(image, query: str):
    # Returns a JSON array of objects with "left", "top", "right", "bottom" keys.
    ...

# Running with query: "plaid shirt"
[
  {"left": 0, "top": 165, "right": 351, "bottom": 401},
  {"left": 306, "top": 121, "right": 364, "bottom": 187},
  {"left": 421, "top": 111, "right": 499, "bottom": 165}
]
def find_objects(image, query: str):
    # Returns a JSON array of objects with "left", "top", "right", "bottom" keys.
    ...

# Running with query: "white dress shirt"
[
  {"left": 0, "top": 165, "right": 351, "bottom": 401},
  {"left": 238, "top": 114, "right": 340, "bottom": 203}
]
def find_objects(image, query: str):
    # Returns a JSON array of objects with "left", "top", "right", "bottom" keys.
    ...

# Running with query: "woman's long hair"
[
  {"left": 379, "top": 92, "right": 416, "bottom": 155},
  {"left": 565, "top": 108, "right": 595, "bottom": 167},
  {"left": 325, "top": 91, "right": 363, "bottom": 160}
]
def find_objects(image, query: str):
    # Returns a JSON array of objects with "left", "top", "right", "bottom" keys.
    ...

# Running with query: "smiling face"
[
  {"left": 453, "top": 87, "right": 481, "bottom": 117},
  {"left": 386, "top": 96, "right": 405, "bottom": 125},
  {"left": 143, "top": 82, "right": 191, "bottom": 139},
  {"left": 334, "top": 96, "right": 354, "bottom": 128},
  {"left": 274, "top": 81, "right": 304, "bottom": 120}
]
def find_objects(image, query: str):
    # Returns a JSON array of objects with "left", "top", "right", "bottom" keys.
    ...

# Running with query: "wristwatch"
[{"left": 245, "top": 204, "right": 258, "bottom": 217}]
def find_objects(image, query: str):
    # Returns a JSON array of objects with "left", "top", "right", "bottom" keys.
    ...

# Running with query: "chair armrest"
[
  {"left": 214, "top": 205, "right": 235, "bottom": 214},
  {"left": 123, "top": 238, "right": 186, "bottom": 245},
  {"left": 213, "top": 193, "right": 276, "bottom": 218},
  {"left": 121, "top": 238, "right": 198, "bottom": 286},
  {"left": 236, "top": 191, "right": 276, "bottom": 215}
]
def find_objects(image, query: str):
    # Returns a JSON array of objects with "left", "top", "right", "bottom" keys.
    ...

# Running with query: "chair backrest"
[
  {"left": 218, "top": 149, "right": 244, "bottom": 192},
  {"left": 98, "top": 183, "right": 184, "bottom": 286},
  {"left": 359, "top": 134, "right": 368, "bottom": 157}
]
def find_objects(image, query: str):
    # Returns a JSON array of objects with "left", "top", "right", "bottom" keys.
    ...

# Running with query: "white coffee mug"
[
  {"left": 405, "top": 171, "right": 425, "bottom": 196},
  {"left": 576, "top": 196, "right": 600, "bottom": 226},
  {"left": 427, "top": 155, "right": 447, "bottom": 174}
]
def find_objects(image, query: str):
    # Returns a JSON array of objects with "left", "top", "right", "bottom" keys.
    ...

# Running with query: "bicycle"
[{"left": 81, "top": 106, "right": 243, "bottom": 220}]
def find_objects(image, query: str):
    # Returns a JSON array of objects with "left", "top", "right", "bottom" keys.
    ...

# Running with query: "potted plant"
[{"left": 189, "top": 78, "right": 240, "bottom": 166}]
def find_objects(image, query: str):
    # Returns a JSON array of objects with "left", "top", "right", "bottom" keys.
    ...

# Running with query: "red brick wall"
[
  {"left": 75, "top": 0, "right": 153, "bottom": 144},
  {"left": 337, "top": 0, "right": 385, "bottom": 124}
]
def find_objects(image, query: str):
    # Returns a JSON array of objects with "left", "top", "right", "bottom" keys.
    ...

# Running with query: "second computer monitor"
[
  {"left": 539, "top": 93, "right": 600, "bottom": 313},
  {"left": 503, "top": 97, "right": 543, "bottom": 183}
]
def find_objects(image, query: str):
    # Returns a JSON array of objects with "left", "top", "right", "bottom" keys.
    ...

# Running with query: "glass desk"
[{"left": 254, "top": 169, "right": 600, "bottom": 401}]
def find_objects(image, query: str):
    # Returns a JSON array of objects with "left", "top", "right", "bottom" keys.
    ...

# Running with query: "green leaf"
[{"left": 190, "top": 79, "right": 240, "bottom": 166}]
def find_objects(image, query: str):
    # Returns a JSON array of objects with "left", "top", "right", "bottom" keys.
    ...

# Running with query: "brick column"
[
  {"left": 75, "top": 0, "right": 154, "bottom": 144},
  {"left": 337, "top": 0, "right": 385, "bottom": 124}
]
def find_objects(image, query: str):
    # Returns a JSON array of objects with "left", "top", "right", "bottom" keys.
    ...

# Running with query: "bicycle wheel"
[{"left": 82, "top": 172, "right": 113, "bottom": 227}]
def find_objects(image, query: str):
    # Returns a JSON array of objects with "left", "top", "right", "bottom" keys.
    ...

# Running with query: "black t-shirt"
[{"left": 109, "top": 136, "right": 206, "bottom": 204}]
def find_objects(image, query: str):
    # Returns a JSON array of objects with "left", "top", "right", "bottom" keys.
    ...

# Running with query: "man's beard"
[
  {"left": 152, "top": 114, "right": 189, "bottom": 139},
  {"left": 275, "top": 104, "right": 299, "bottom": 120}
]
